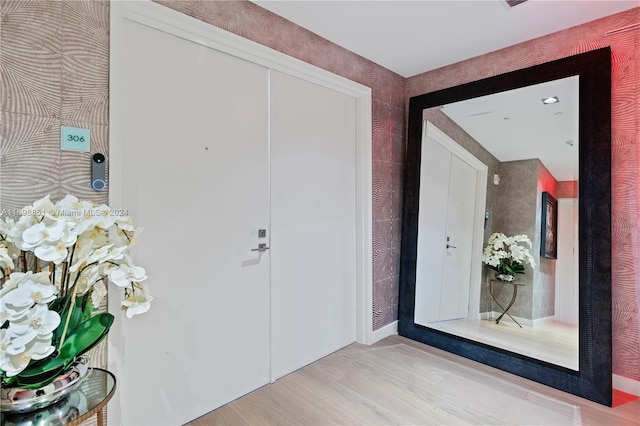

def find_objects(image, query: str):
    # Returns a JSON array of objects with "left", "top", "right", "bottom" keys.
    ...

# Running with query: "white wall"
[{"left": 555, "top": 198, "right": 579, "bottom": 325}]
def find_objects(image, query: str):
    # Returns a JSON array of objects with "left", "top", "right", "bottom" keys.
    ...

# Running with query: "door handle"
[
  {"left": 251, "top": 243, "right": 270, "bottom": 252},
  {"left": 446, "top": 244, "right": 457, "bottom": 249}
]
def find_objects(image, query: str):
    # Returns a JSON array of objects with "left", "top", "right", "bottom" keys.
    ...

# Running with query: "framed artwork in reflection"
[{"left": 540, "top": 191, "right": 558, "bottom": 259}]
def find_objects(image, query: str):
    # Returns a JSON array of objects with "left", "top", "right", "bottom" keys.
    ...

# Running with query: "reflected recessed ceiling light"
[{"left": 542, "top": 96, "right": 559, "bottom": 105}]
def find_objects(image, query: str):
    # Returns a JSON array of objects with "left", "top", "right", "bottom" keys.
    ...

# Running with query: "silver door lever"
[
  {"left": 446, "top": 244, "right": 457, "bottom": 249},
  {"left": 251, "top": 243, "right": 270, "bottom": 252}
]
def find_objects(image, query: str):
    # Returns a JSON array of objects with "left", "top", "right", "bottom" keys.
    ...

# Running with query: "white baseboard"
[
  {"left": 529, "top": 315, "right": 555, "bottom": 327},
  {"left": 479, "top": 311, "right": 492, "bottom": 320},
  {"left": 613, "top": 374, "right": 640, "bottom": 396},
  {"left": 371, "top": 320, "right": 398, "bottom": 344},
  {"left": 480, "top": 311, "right": 555, "bottom": 327}
]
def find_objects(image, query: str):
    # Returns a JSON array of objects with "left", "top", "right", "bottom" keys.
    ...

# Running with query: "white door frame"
[
  {"left": 110, "top": 1, "right": 372, "bottom": 344},
  {"left": 425, "top": 121, "right": 487, "bottom": 319}
]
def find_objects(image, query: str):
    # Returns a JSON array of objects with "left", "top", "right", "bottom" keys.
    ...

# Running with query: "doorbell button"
[{"left": 91, "top": 153, "right": 107, "bottom": 191}]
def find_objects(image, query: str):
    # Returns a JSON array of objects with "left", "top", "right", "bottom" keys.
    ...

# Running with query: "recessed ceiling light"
[{"left": 542, "top": 96, "right": 559, "bottom": 105}]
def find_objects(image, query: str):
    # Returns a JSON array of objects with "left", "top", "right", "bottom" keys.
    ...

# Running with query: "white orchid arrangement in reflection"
[
  {"left": 482, "top": 232, "right": 536, "bottom": 280},
  {"left": 0, "top": 194, "right": 151, "bottom": 389}
]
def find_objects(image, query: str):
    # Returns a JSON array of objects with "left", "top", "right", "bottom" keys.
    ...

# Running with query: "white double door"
[
  {"left": 114, "top": 19, "right": 356, "bottom": 426},
  {"left": 415, "top": 123, "right": 478, "bottom": 326}
]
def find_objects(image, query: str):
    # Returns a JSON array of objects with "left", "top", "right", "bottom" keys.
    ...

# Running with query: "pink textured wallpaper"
[{"left": 407, "top": 8, "right": 640, "bottom": 382}]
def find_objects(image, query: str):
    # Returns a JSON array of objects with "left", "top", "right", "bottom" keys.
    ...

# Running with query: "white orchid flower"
[
  {"left": 22, "top": 334, "right": 55, "bottom": 361},
  {"left": 34, "top": 241, "right": 69, "bottom": 264},
  {"left": 0, "top": 272, "right": 54, "bottom": 320},
  {"left": 69, "top": 245, "right": 93, "bottom": 273},
  {"left": 122, "top": 284, "right": 153, "bottom": 318},
  {"left": 65, "top": 242, "right": 114, "bottom": 276},
  {"left": 115, "top": 216, "right": 135, "bottom": 232},
  {"left": 21, "top": 219, "right": 66, "bottom": 249},
  {"left": 5, "top": 327, "right": 38, "bottom": 352},
  {"left": 56, "top": 194, "right": 93, "bottom": 217},
  {"left": 73, "top": 264, "right": 106, "bottom": 294},
  {"left": 85, "top": 244, "right": 114, "bottom": 264},
  {"left": 483, "top": 232, "right": 535, "bottom": 274},
  {"left": 0, "top": 329, "right": 28, "bottom": 377},
  {"left": 0, "top": 245, "right": 15, "bottom": 270},
  {"left": 108, "top": 264, "right": 147, "bottom": 288},
  {"left": 4, "top": 276, "right": 57, "bottom": 306},
  {"left": 2, "top": 195, "right": 153, "bottom": 382},
  {"left": 0, "top": 217, "right": 14, "bottom": 233},
  {"left": 0, "top": 298, "right": 16, "bottom": 325},
  {"left": 127, "top": 227, "right": 143, "bottom": 248},
  {"left": 72, "top": 215, "right": 97, "bottom": 235},
  {"left": 0, "top": 294, "right": 32, "bottom": 323},
  {"left": 9, "top": 304, "right": 61, "bottom": 338},
  {"left": 105, "top": 245, "right": 128, "bottom": 262},
  {"left": 91, "top": 281, "right": 108, "bottom": 308},
  {"left": 1, "top": 332, "right": 55, "bottom": 377},
  {"left": 60, "top": 224, "right": 79, "bottom": 247},
  {"left": 31, "top": 195, "right": 56, "bottom": 214},
  {"left": 76, "top": 228, "right": 110, "bottom": 249},
  {"left": 92, "top": 205, "right": 117, "bottom": 230},
  {"left": 1, "top": 271, "right": 51, "bottom": 296}
]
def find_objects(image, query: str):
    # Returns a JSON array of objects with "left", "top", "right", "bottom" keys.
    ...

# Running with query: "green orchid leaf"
[
  {"left": 15, "top": 357, "right": 66, "bottom": 388},
  {"left": 49, "top": 293, "right": 71, "bottom": 313},
  {"left": 54, "top": 300, "right": 83, "bottom": 344},
  {"left": 2, "top": 375, "right": 17, "bottom": 387},
  {"left": 80, "top": 296, "right": 94, "bottom": 323},
  {"left": 59, "top": 313, "right": 114, "bottom": 360}
]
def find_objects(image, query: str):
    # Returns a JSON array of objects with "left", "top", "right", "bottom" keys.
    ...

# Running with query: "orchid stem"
[{"left": 58, "top": 279, "right": 80, "bottom": 350}]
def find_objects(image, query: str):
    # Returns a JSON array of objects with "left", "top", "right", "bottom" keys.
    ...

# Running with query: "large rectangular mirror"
[{"left": 399, "top": 47, "right": 612, "bottom": 406}]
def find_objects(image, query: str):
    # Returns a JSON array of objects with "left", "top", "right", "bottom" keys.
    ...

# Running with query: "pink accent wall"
[
  {"left": 407, "top": 8, "right": 640, "bottom": 382},
  {"left": 557, "top": 181, "right": 579, "bottom": 199}
]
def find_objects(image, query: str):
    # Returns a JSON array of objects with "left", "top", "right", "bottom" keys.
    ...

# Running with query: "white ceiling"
[
  {"left": 441, "top": 76, "right": 579, "bottom": 181},
  {"left": 253, "top": 0, "right": 637, "bottom": 78}
]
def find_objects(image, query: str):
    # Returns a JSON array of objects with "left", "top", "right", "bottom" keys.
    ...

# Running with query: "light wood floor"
[
  {"left": 427, "top": 318, "right": 579, "bottom": 370},
  {"left": 187, "top": 336, "right": 639, "bottom": 426}
]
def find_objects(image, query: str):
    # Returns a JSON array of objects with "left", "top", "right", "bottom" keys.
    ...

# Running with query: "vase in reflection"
[
  {"left": 495, "top": 273, "right": 516, "bottom": 282},
  {"left": 0, "top": 357, "right": 90, "bottom": 414}
]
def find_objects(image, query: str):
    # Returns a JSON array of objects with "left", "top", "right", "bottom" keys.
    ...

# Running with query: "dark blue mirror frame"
[{"left": 399, "top": 47, "right": 612, "bottom": 406}]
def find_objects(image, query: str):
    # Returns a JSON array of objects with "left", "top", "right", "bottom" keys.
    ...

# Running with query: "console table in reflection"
[
  {"left": 1, "top": 369, "right": 116, "bottom": 426},
  {"left": 489, "top": 278, "right": 524, "bottom": 328}
]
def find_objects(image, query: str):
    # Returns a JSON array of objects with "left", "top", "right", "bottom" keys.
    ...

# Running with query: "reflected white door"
[
  {"left": 440, "top": 156, "right": 477, "bottom": 320},
  {"left": 415, "top": 136, "right": 450, "bottom": 325},
  {"left": 117, "top": 21, "right": 271, "bottom": 425},
  {"left": 415, "top": 132, "right": 477, "bottom": 325},
  {"left": 270, "top": 71, "right": 357, "bottom": 379}
]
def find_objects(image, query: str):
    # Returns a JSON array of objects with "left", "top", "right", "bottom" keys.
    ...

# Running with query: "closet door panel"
[
  {"left": 270, "top": 71, "right": 357, "bottom": 380},
  {"left": 115, "top": 20, "right": 271, "bottom": 425},
  {"left": 414, "top": 134, "right": 451, "bottom": 326}
]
